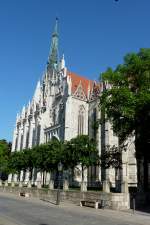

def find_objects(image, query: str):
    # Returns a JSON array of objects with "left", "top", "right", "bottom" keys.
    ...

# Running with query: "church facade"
[{"left": 9, "top": 20, "right": 137, "bottom": 190}]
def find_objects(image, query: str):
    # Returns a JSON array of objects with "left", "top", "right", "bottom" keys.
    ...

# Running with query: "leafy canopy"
[
  {"left": 0, "top": 140, "right": 11, "bottom": 175},
  {"left": 7, "top": 135, "right": 98, "bottom": 179},
  {"left": 68, "top": 135, "right": 98, "bottom": 167},
  {"left": 100, "top": 48, "right": 150, "bottom": 158}
]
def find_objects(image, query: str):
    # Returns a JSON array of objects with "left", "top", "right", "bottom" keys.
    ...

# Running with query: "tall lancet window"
[
  {"left": 26, "top": 131, "right": 29, "bottom": 149},
  {"left": 36, "top": 124, "right": 41, "bottom": 146},
  {"left": 20, "top": 134, "right": 23, "bottom": 150},
  {"left": 78, "top": 105, "right": 85, "bottom": 135}
]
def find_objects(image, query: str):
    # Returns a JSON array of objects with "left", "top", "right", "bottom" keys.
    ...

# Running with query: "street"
[{"left": 0, "top": 192, "right": 149, "bottom": 225}]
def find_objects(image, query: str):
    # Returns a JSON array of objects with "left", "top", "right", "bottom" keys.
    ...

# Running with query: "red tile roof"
[{"left": 67, "top": 71, "right": 93, "bottom": 97}]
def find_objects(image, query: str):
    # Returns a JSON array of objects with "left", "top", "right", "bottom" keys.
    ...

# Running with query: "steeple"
[{"left": 47, "top": 18, "right": 59, "bottom": 70}]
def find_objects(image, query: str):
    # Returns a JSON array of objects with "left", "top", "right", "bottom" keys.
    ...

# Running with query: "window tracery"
[{"left": 78, "top": 105, "right": 85, "bottom": 135}]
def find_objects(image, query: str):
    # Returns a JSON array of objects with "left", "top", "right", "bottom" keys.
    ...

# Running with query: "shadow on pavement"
[
  {"left": 39, "top": 224, "right": 50, "bottom": 225},
  {"left": 40, "top": 198, "right": 56, "bottom": 205},
  {"left": 135, "top": 206, "right": 150, "bottom": 214}
]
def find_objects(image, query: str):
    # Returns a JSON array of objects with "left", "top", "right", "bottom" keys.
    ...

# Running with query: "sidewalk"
[
  {"left": 0, "top": 191, "right": 149, "bottom": 225},
  {"left": 60, "top": 202, "right": 150, "bottom": 225},
  {"left": 0, "top": 215, "right": 20, "bottom": 225}
]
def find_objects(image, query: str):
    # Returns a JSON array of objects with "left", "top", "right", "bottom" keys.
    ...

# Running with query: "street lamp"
[{"left": 56, "top": 161, "right": 63, "bottom": 205}]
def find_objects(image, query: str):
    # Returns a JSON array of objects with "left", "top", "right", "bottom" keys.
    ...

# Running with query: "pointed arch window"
[
  {"left": 20, "top": 134, "right": 23, "bottom": 150},
  {"left": 36, "top": 124, "right": 41, "bottom": 146},
  {"left": 26, "top": 131, "right": 29, "bottom": 148},
  {"left": 53, "top": 108, "right": 56, "bottom": 125},
  {"left": 26, "top": 120, "right": 31, "bottom": 148},
  {"left": 78, "top": 105, "right": 85, "bottom": 135}
]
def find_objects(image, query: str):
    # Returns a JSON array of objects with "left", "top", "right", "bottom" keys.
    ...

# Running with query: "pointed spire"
[
  {"left": 60, "top": 53, "right": 65, "bottom": 70},
  {"left": 33, "top": 80, "right": 41, "bottom": 103},
  {"left": 53, "top": 17, "right": 58, "bottom": 36},
  {"left": 21, "top": 105, "right": 25, "bottom": 117},
  {"left": 47, "top": 18, "right": 59, "bottom": 70},
  {"left": 27, "top": 101, "right": 31, "bottom": 116},
  {"left": 16, "top": 113, "right": 19, "bottom": 120},
  {"left": 87, "top": 81, "right": 91, "bottom": 99}
]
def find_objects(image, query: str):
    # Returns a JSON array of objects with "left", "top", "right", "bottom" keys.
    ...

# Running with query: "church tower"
[{"left": 47, "top": 18, "right": 59, "bottom": 71}]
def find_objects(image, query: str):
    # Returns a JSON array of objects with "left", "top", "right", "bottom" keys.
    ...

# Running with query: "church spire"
[{"left": 47, "top": 18, "right": 59, "bottom": 70}]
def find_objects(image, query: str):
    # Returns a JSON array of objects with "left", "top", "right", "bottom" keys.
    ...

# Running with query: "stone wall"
[{"left": 0, "top": 186, "right": 129, "bottom": 210}]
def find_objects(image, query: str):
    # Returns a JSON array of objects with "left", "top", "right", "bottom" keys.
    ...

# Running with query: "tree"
[
  {"left": 0, "top": 140, "right": 11, "bottom": 180},
  {"left": 22, "top": 148, "right": 37, "bottom": 182},
  {"left": 34, "top": 137, "right": 64, "bottom": 186},
  {"left": 99, "top": 48, "right": 150, "bottom": 189},
  {"left": 100, "top": 145, "right": 122, "bottom": 169},
  {"left": 67, "top": 135, "right": 98, "bottom": 184},
  {"left": 9, "top": 151, "right": 25, "bottom": 177}
]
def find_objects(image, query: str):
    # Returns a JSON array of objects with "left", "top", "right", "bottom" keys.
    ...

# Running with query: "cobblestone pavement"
[{"left": 0, "top": 192, "right": 149, "bottom": 225}]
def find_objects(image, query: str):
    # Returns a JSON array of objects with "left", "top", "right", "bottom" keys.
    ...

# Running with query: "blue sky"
[{"left": 0, "top": 0, "right": 150, "bottom": 141}]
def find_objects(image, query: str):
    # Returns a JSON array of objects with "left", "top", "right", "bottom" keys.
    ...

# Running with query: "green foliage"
[
  {"left": 22, "top": 148, "right": 36, "bottom": 171},
  {"left": 68, "top": 135, "right": 98, "bottom": 167},
  {"left": 64, "top": 135, "right": 98, "bottom": 182},
  {"left": 100, "top": 145, "right": 122, "bottom": 169},
  {"left": 9, "top": 151, "right": 24, "bottom": 174},
  {"left": 7, "top": 135, "right": 98, "bottom": 184},
  {"left": 0, "top": 140, "right": 11, "bottom": 176},
  {"left": 33, "top": 137, "right": 63, "bottom": 172},
  {"left": 100, "top": 48, "right": 150, "bottom": 158}
]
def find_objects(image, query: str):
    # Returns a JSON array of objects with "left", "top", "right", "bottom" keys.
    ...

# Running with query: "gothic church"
[{"left": 9, "top": 19, "right": 137, "bottom": 190}]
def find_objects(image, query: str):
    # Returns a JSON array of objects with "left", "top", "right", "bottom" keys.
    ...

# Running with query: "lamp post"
[{"left": 56, "top": 161, "right": 63, "bottom": 205}]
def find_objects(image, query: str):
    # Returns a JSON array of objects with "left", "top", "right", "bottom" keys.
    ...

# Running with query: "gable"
[{"left": 67, "top": 71, "right": 93, "bottom": 98}]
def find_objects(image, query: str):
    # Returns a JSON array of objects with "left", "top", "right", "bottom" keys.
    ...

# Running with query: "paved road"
[{"left": 0, "top": 192, "right": 149, "bottom": 225}]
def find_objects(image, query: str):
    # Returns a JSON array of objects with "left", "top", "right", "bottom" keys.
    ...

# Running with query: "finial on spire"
[{"left": 53, "top": 17, "right": 58, "bottom": 37}]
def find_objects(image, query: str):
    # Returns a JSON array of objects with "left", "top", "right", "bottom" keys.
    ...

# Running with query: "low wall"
[{"left": 0, "top": 186, "right": 129, "bottom": 210}]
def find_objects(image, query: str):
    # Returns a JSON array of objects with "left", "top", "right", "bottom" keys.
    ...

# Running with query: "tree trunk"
[
  {"left": 144, "top": 157, "right": 148, "bottom": 191},
  {"left": 29, "top": 168, "right": 33, "bottom": 182},
  {"left": 115, "top": 167, "right": 121, "bottom": 192},
  {"left": 42, "top": 171, "right": 45, "bottom": 187},
  {"left": 44, "top": 171, "right": 47, "bottom": 185},
  {"left": 81, "top": 165, "right": 87, "bottom": 192},
  {"left": 23, "top": 170, "right": 26, "bottom": 182},
  {"left": 18, "top": 171, "right": 21, "bottom": 182},
  {"left": 81, "top": 164, "right": 84, "bottom": 183}
]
